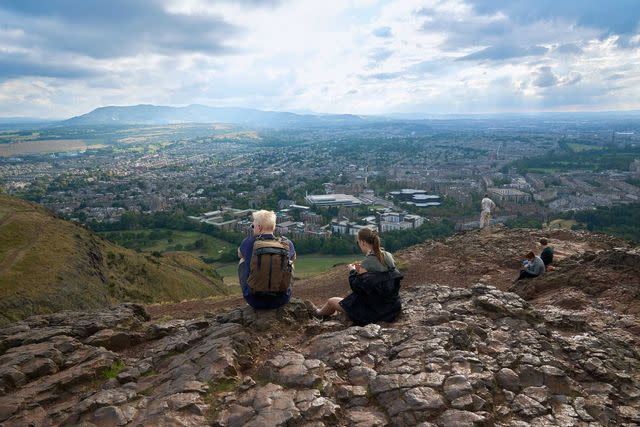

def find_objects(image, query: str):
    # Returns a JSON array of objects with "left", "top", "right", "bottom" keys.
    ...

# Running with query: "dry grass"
[{"left": 0, "top": 194, "right": 228, "bottom": 325}]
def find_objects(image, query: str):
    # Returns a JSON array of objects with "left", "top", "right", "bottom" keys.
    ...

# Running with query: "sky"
[{"left": 0, "top": 0, "right": 639, "bottom": 118}]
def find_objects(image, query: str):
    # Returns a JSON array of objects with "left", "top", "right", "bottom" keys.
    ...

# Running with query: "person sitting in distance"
[
  {"left": 539, "top": 238, "right": 554, "bottom": 271},
  {"left": 315, "top": 228, "right": 402, "bottom": 326},
  {"left": 514, "top": 251, "right": 545, "bottom": 282},
  {"left": 237, "top": 210, "right": 296, "bottom": 310}
]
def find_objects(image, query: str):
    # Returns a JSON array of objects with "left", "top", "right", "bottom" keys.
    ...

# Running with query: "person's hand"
[
  {"left": 347, "top": 263, "right": 356, "bottom": 271},
  {"left": 355, "top": 265, "right": 368, "bottom": 274}
]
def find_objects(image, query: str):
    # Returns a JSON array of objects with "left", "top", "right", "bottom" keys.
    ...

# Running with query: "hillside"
[
  {"left": 147, "top": 226, "right": 629, "bottom": 320},
  {"left": 62, "top": 104, "right": 365, "bottom": 128},
  {"left": 0, "top": 195, "right": 228, "bottom": 325}
]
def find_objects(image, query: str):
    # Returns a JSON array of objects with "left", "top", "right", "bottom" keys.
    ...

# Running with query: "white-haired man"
[{"left": 237, "top": 210, "right": 296, "bottom": 309}]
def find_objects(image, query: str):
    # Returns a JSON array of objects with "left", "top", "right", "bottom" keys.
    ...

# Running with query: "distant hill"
[
  {"left": 62, "top": 104, "right": 366, "bottom": 127},
  {"left": 0, "top": 194, "right": 228, "bottom": 325}
]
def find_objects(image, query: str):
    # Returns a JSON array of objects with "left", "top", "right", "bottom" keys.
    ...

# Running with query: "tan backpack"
[{"left": 247, "top": 236, "right": 294, "bottom": 295}]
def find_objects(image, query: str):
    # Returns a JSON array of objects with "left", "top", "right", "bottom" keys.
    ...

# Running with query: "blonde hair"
[
  {"left": 252, "top": 210, "right": 276, "bottom": 231},
  {"left": 358, "top": 227, "right": 384, "bottom": 265}
]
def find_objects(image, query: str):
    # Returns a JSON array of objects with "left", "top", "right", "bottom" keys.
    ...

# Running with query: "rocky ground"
[
  {"left": 146, "top": 226, "right": 627, "bottom": 320},
  {"left": 1, "top": 227, "right": 639, "bottom": 426},
  {"left": 1, "top": 288, "right": 639, "bottom": 425}
]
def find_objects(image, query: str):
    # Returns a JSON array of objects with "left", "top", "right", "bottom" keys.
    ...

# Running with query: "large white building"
[
  {"left": 305, "top": 194, "right": 364, "bottom": 207},
  {"left": 488, "top": 187, "right": 532, "bottom": 204}
]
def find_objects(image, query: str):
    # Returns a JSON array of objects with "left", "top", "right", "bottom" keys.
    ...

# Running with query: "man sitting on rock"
[
  {"left": 237, "top": 209, "right": 296, "bottom": 310},
  {"left": 539, "top": 238, "right": 554, "bottom": 271},
  {"left": 514, "top": 251, "right": 545, "bottom": 282}
]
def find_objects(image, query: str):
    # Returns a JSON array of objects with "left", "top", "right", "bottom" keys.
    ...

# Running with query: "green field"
[
  {"left": 567, "top": 143, "right": 604, "bottom": 152},
  {"left": 548, "top": 219, "right": 578, "bottom": 229},
  {"left": 217, "top": 254, "right": 358, "bottom": 285},
  {"left": 101, "top": 229, "right": 360, "bottom": 286},
  {"left": 99, "top": 228, "right": 235, "bottom": 261}
]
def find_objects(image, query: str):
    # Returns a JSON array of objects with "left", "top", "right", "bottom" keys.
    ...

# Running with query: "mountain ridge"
[{"left": 61, "top": 104, "right": 367, "bottom": 127}]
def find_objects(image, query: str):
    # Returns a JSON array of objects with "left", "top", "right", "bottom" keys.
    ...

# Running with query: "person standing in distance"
[{"left": 480, "top": 193, "right": 496, "bottom": 230}]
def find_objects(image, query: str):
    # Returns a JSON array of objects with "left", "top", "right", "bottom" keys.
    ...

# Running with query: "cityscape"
[{"left": 2, "top": 116, "right": 638, "bottom": 241}]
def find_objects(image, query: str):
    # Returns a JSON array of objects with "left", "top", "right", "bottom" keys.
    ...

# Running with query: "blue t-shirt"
[{"left": 238, "top": 234, "right": 296, "bottom": 301}]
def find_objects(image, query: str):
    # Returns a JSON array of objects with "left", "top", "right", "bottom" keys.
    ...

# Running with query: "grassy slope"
[
  {"left": 98, "top": 229, "right": 233, "bottom": 260},
  {"left": 0, "top": 195, "right": 228, "bottom": 325}
]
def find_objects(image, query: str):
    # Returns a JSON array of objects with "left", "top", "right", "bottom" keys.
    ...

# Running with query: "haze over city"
[{"left": 1, "top": 0, "right": 640, "bottom": 118}]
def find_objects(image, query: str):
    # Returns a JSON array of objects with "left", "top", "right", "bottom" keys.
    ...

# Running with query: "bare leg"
[{"left": 316, "top": 297, "right": 344, "bottom": 316}]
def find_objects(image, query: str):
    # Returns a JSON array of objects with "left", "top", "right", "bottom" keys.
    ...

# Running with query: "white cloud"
[{"left": 0, "top": 0, "right": 639, "bottom": 117}]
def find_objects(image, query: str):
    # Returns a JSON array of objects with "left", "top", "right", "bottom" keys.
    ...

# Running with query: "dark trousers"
[{"left": 517, "top": 270, "right": 540, "bottom": 281}]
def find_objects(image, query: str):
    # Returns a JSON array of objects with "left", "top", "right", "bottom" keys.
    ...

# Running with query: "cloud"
[
  {"left": 562, "top": 72, "right": 583, "bottom": 86},
  {"left": 0, "top": 0, "right": 639, "bottom": 116},
  {"left": 459, "top": 45, "right": 548, "bottom": 61},
  {"left": 0, "top": 52, "right": 100, "bottom": 80},
  {"left": 372, "top": 26, "right": 393, "bottom": 38},
  {"left": 368, "top": 48, "right": 393, "bottom": 66},
  {"left": 0, "top": 0, "right": 239, "bottom": 59},
  {"left": 467, "top": 0, "right": 640, "bottom": 35},
  {"left": 533, "top": 66, "right": 558, "bottom": 87},
  {"left": 554, "top": 44, "right": 583, "bottom": 55}
]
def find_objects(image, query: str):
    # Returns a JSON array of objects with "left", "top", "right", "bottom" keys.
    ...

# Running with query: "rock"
[
  {"left": 541, "top": 365, "right": 571, "bottom": 395},
  {"left": 3, "top": 279, "right": 640, "bottom": 427},
  {"left": 518, "top": 365, "right": 544, "bottom": 387},
  {"left": 437, "top": 409, "right": 486, "bottom": 427},
  {"left": 443, "top": 375, "right": 473, "bottom": 400},
  {"left": 512, "top": 393, "right": 548, "bottom": 417},
  {"left": 496, "top": 368, "right": 521, "bottom": 392},
  {"left": 572, "top": 397, "right": 594, "bottom": 421},
  {"left": 451, "top": 394, "right": 474, "bottom": 410},
  {"left": 90, "top": 406, "right": 133, "bottom": 426},
  {"left": 0, "top": 396, "right": 22, "bottom": 423},
  {"left": 346, "top": 408, "right": 388, "bottom": 426},
  {"left": 617, "top": 405, "right": 640, "bottom": 422},
  {"left": 84, "top": 329, "right": 144, "bottom": 351}
]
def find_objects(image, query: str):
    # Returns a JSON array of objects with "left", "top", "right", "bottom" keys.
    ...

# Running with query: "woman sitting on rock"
[{"left": 315, "top": 228, "right": 403, "bottom": 325}]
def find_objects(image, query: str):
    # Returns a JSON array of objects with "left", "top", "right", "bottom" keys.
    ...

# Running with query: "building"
[
  {"left": 389, "top": 189, "right": 441, "bottom": 207},
  {"left": 331, "top": 220, "right": 378, "bottom": 236},
  {"left": 378, "top": 211, "right": 425, "bottom": 232},
  {"left": 488, "top": 187, "right": 532, "bottom": 204},
  {"left": 189, "top": 207, "right": 254, "bottom": 230},
  {"left": 301, "top": 211, "right": 324, "bottom": 225},
  {"left": 305, "top": 194, "right": 364, "bottom": 208}
]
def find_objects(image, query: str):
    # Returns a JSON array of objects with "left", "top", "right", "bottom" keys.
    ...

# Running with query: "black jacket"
[{"left": 339, "top": 268, "right": 403, "bottom": 326}]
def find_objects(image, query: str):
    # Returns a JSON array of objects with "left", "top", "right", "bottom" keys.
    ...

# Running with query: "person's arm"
[
  {"left": 525, "top": 261, "right": 536, "bottom": 274},
  {"left": 528, "top": 258, "right": 543, "bottom": 275},
  {"left": 288, "top": 240, "right": 296, "bottom": 262},
  {"left": 348, "top": 272, "right": 372, "bottom": 295},
  {"left": 238, "top": 237, "right": 252, "bottom": 261}
]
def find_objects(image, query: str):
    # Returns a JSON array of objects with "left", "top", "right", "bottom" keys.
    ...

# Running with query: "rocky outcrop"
[
  {"left": 1, "top": 285, "right": 639, "bottom": 426},
  {"left": 512, "top": 247, "right": 640, "bottom": 314}
]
